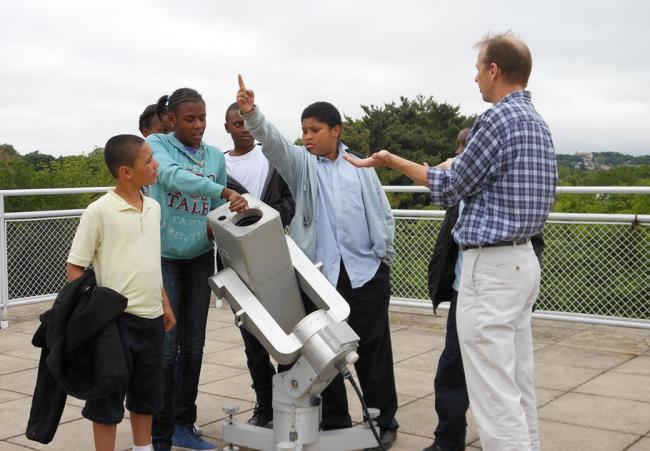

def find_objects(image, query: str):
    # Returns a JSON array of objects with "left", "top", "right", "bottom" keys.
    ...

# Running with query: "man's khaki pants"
[{"left": 456, "top": 241, "right": 540, "bottom": 451}]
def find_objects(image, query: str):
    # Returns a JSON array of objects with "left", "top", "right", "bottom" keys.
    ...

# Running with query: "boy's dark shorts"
[{"left": 82, "top": 313, "right": 164, "bottom": 425}]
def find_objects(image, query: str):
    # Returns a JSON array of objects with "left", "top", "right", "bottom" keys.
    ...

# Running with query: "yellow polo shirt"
[{"left": 68, "top": 189, "right": 163, "bottom": 319}]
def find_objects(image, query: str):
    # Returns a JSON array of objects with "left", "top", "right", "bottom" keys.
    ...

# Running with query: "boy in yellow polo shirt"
[{"left": 67, "top": 134, "right": 176, "bottom": 451}]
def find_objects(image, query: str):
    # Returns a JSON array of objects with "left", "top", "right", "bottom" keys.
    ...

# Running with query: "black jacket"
[
  {"left": 225, "top": 155, "right": 295, "bottom": 227},
  {"left": 26, "top": 270, "right": 128, "bottom": 444},
  {"left": 427, "top": 205, "right": 460, "bottom": 311},
  {"left": 427, "top": 207, "right": 546, "bottom": 312}
]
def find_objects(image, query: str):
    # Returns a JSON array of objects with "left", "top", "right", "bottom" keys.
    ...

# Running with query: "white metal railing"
[
  {"left": 0, "top": 188, "right": 111, "bottom": 328},
  {"left": 388, "top": 213, "right": 650, "bottom": 328},
  {"left": 1, "top": 186, "right": 649, "bottom": 329},
  {"left": 383, "top": 186, "right": 650, "bottom": 194}
]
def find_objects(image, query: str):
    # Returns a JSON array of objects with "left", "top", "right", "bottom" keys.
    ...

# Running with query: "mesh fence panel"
[
  {"left": 392, "top": 217, "right": 441, "bottom": 301},
  {"left": 539, "top": 220, "right": 650, "bottom": 318},
  {"left": 391, "top": 217, "right": 650, "bottom": 320},
  {"left": 6, "top": 216, "right": 80, "bottom": 300},
  {"left": 5, "top": 214, "right": 650, "bottom": 321}
]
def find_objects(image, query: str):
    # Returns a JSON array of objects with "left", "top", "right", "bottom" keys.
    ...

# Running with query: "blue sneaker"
[{"left": 171, "top": 424, "right": 216, "bottom": 450}]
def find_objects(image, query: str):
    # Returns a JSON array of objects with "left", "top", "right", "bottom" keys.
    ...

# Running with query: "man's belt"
[{"left": 459, "top": 237, "right": 529, "bottom": 251}]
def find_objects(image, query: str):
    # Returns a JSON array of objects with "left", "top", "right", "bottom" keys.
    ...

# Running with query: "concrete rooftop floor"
[{"left": 0, "top": 302, "right": 649, "bottom": 451}]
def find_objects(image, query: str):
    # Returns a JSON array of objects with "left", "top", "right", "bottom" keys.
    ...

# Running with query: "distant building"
[{"left": 576, "top": 152, "right": 595, "bottom": 170}]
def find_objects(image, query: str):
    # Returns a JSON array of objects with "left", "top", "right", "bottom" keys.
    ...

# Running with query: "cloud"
[{"left": 0, "top": 0, "right": 648, "bottom": 156}]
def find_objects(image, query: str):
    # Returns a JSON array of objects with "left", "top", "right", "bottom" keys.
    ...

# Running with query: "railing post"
[{"left": 0, "top": 194, "right": 9, "bottom": 329}]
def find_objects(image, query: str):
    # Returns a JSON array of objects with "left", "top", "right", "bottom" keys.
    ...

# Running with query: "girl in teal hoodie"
[{"left": 147, "top": 87, "right": 247, "bottom": 451}]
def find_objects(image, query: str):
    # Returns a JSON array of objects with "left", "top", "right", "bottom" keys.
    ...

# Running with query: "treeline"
[
  {"left": 557, "top": 152, "right": 650, "bottom": 168},
  {"left": 555, "top": 165, "right": 650, "bottom": 214},
  {"left": 2, "top": 95, "right": 649, "bottom": 214},
  {"left": 339, "top": 95, "right": 475, "bottom": 210},
  {"left": 0, "top": 144, "right": 113, "bottom": 212}
]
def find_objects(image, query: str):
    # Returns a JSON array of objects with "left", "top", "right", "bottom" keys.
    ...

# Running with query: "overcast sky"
[{"left": 1, "top": 0, "right": 648, "bottom": 157}]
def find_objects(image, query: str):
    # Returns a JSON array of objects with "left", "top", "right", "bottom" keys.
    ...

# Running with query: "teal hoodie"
[{"left": 147, "top": 133, "right": 226, "bottom": 259}]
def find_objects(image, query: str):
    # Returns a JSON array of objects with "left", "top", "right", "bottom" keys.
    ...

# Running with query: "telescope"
[{"left": 208, "top": 194, "right": 382, "bottom": 451}]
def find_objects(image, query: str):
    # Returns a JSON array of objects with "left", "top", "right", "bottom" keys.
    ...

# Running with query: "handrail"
[
  {"left": 4, "top": 209, "right": 86, "bottom": 220},
  {"left": 392, "top": 209, "right": 650, "bottom": 223},
  {"left": 4, "top": 208, "right": 648, "bottom": 223},
  {"left": 1, "top": 185, "right": 650, "bottom": 197},
  {"left": 0, "top": 187, "right": 111, "bottom": 196},
  {"left": 1, "top": 186, "right": 649, "bottom": 329},
  {"left": 382, "top": 185, "right": 650, "bottom": 194}
]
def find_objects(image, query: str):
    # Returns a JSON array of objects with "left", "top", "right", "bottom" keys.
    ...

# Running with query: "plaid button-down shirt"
[{"left": 427, "top": 90, "right": 557, "bottom": 246}]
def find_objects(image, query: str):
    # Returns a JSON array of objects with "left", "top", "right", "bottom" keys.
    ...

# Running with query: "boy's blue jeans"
[{"left": 152, "top": 250, "right": 214, "bottom": 449}]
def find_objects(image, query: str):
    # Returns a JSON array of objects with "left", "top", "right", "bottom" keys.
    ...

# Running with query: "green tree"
[
  {"left": 357, "top": 95, "right": 475, "bottom": 209},
  {"left": 340, "top": 116, "right": 370, "bottom": 154},
  {"left": 0, "top": 147, "right": 112, "bottom": 212},
  {"left": 555, "top": 165, "right": 650, "bottom": 214},
  {"left": 23, "top": 151, "right": 56, "bottom": 170},
  {"left": 0, "top": 144, "right": 20, "bottom": 161}
]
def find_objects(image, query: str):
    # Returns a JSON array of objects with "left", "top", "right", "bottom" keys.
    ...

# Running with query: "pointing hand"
[{"left": 237, "top": 74, "right": 255, "bottom": 114}]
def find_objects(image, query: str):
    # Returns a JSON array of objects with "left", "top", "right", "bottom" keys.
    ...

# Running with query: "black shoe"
[
  {"left": 365, "top": 428, "right": 398, "bottom": 450},
  {"left": 422, "top": 443, "right": 461, "bottom": 451},
  {"left": 247, "top": 404, "right": 273, "bottom": 427}
]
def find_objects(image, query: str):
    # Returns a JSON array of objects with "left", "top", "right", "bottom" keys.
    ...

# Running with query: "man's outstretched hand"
[
  {"left": 343, "top": 150, "right": 393, "bottom": 168},
  {"left": 435, "top": 157, "right": 455, "bottom": 171},
  {"left": 237, "top": 74, "right": 255, "bottom": 114},
  {"left": 344, "top": 149, "right": 432, "bottom": 187}
]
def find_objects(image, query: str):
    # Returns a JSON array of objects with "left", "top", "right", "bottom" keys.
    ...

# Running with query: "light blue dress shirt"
[
  {"left": 314, "top": 145, "right": 381, "bottom": 288},
  {"left": 242, "top": 108, "right": 395, "bottom": 269}
]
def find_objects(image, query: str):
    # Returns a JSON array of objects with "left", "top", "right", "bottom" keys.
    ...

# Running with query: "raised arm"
[{"left": 236, "top": 75, "right": 304, "bottom": 188}]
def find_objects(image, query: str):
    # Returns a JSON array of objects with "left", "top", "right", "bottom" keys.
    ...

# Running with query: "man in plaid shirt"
[{"left": 346, "top": 32, "right": 557, "bottom": 451}]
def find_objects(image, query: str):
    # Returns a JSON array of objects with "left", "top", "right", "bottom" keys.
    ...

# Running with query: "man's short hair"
[
  {"left": 301, "top": 102, "right": 342, "bottom": 128},
  {"left": 104, "top": 134, "right": 145, "bottom": 178},
  {"left": 475, "top": 32, "right": 532, "bottom": 87}
]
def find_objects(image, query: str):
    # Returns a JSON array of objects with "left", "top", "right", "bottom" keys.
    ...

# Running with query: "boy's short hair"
[
  {"left": 104, "top": 134, "right": 145, "bottom": 178},
  {"left": 138, "top": 104, "right": 159, "bottom": 133},
  {"left": 225, "top": 102, "right": 240, "bottom": 123},
  {"left": 301, "top": 102, "right": 342, "bottom": 128}
]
